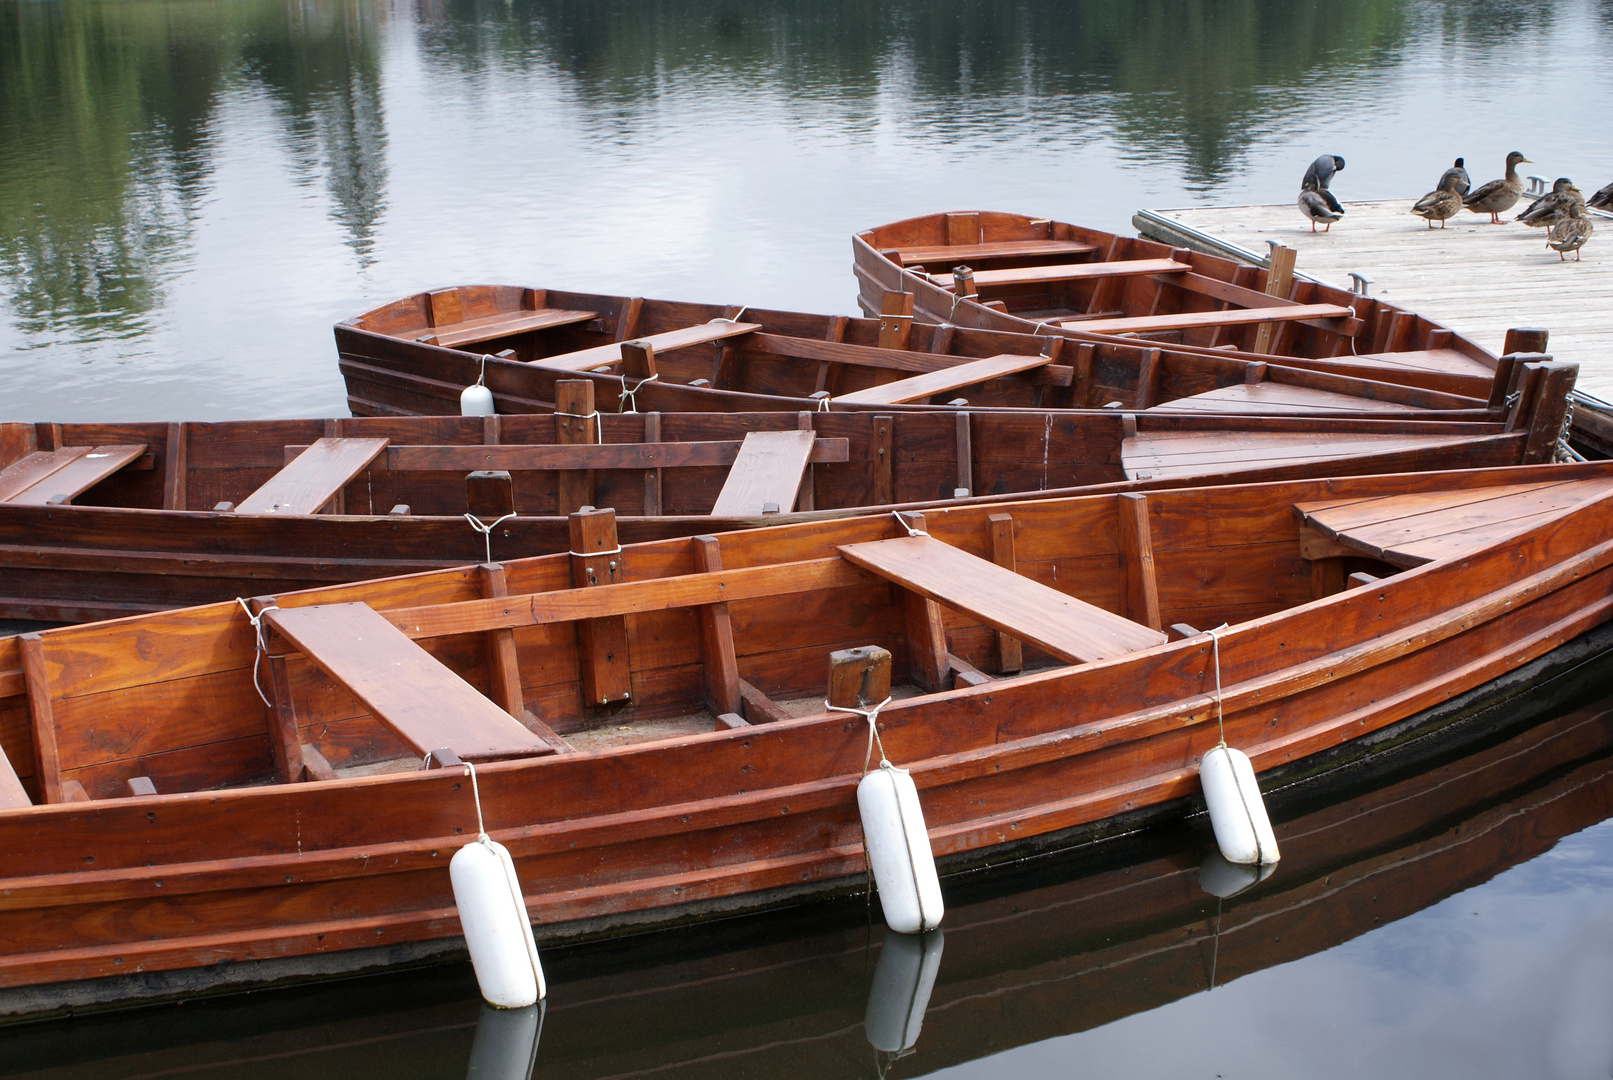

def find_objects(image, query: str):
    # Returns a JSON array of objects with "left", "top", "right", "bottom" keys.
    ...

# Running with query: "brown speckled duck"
[
  {"left": 1411, "top": 172, "right": 1464, "bottom": 229},
  {"left": 1463, "top": 151, "right": 1531, "bottom": 223},
  {"left": 1589, "top": 181, "right": 1613, "bottom": 211},
  {"left": 1518, "top": 178, "right": 1585, "bottom": 247},
  {"left": 1548, "top": 202, "right": 1592, "bottom": 261}
]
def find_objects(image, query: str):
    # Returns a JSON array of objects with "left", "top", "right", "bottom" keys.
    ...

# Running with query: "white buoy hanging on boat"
[
  {"left": 1200, "top": 745, "right": 1279, "bottom": 867},
  {"left": 864, "top": 929, "right": 945, "bottom": 1054},
  {"left": 1196, "top": 627, "right": 1279, "bottom": 867},
  {"left": 444, "top": 758, "right": 546, "bottom": 1008},
  {"left": 858, "top": 763, "right": 945, "bottom": 933},
  {"left": 465, "top": 1002, "right": 544, "bottom": 1080},
  {"left": 461, "top": 354, "right": 496, "bottom": 416}
]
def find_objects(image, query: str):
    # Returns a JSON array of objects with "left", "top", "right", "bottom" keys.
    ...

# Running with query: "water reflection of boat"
[
  {"left": 6, "top": 693, "right": 1613, "bottom": 1078},
  {"left": 0, "top": 399, "right": 1570, "bottom": 624},
  {"left": 4, "top": 461, "right": 1613, "bottom": 1015},
  {"left": 852, "top": 210, "right": 1507, "bottom": 398},
  {"left": 334, "top": 285, "right": 1510, "bottom": 420}
]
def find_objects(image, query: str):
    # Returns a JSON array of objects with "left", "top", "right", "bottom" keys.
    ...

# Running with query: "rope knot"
[
  {"left": 825, "top": 695, "right": 895, "bottom": 775},
  {"left": 465, "top": 512, "right": 517, "bottom": 563},
  {"left": 617, "top": 371, "right": 659, "bottom": 413},
  {"left": 234, "top": 597, "right": 279, "bottom": 709}
]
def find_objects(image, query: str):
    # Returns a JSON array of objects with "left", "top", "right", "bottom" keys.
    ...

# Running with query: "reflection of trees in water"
[
  {"left": 240, "top": 2, "right": 389, "bottom": 267},
  {"left": 0, "top": 0, "right": 390, "bottom": 340},
  {"left": 408, "top": 0, "right": 1411, "bottom": 186}
]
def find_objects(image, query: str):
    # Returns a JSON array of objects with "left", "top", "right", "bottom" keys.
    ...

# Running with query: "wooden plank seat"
[
  {"left": 237, "top": 438, "right": 390, "bottom": 515},
  {"left": 1145, "top": 384, "right": 1427, "bottom": 415},
  {"left": 833, "top": 354, "right": 1054, "bottom": 406},
  {"left": 531, "top": 321, "right": 761, "bottom": 373},
  {"left": 1349, "top": 348, "right": 1495, "bottom": 379},
  {"left": 411, "top": 308, "right": 598, "bottom": 349},
  {"left": 1064, "top": 303, "right": 1355, "bottom": 336},
  {"left": 0, "top": 445, "right": 146, "bottom": 505},
  {"left": 285, "top": 438, "right": 851, "bottom": 473},
  {"left": 1120, "top": 431, "right": 1483, "bottom": 480},
  {"left": 837, "top": 533, "right": 1167, "bottom": 663},
  {"left": 709, "top": 430, "right": 818, "bottom": 516},
  {"left": 264, "top": 602, "right": 559, "bottom": 762},
  {"left": 742, "top": 333, "right": 1074, "bottom": 387},
  {"left": 930, "top": 258, "right": 1189, "bottom": 291},
  {"left": 890, "top": 239, "right": 1099, "bottom": 266},
  {"left": 1294, "top": 477, "right": 1613, "bottom": 568}
]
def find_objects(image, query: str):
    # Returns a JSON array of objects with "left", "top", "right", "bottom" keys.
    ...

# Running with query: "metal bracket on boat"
[{"left": 465, "top": 512, "right": 517, "bottom": 563}]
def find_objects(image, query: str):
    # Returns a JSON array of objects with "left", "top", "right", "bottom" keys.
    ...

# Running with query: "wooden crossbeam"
[
  {"left": 414, "top": 307, "right": 598, "bottom": 348},
  {"left": 836, "top": 534, "right": 1167, "bottom": 663},
  {"left": 833, "top": 354, "right": 1053, "bottom": 406},
  {"left": 288, "top": 439, "right": 851, "bottom": 472},
  {"left": 237, "top": 438, "right": 389, "bottom": 515},
  {"left": 931, "top": 258, "right": 1188, "bottom": 290},
  {"left": 530, "top": 322, "right": 760, "bottom": 372},
  {"left": 1065, "top": 303, "right": 1354, "bottom": 336},
  {"left": 891, "top": 239, "right": 1099, "bottom": 266},
  {"left": 264, "top": 603, "right": 555, "bottom": 762}
]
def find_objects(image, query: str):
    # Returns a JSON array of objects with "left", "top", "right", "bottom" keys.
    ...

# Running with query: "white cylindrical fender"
[
  {"left": 1199, "top": 745, "right": 1280, "bottom": 866},
  {"left": 466, "top": 1001, "right": 544, "bottom": 1080},
  {"left": 1197, "top": 848, "right": 1277, "bottom": 899},
  {"left": 857, "top": 764, "right": 944, "bottom": 934},
  {"left": 451, "top": 837, "right": 546, "bottom": 1008},
  {"left": 864, "top": 929, "right": 945, "bottom": 1053},
  {"left": 461, "top": 382, "right": 496, "bottom": 416}
]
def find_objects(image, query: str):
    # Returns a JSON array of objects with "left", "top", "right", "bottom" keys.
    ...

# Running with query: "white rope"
[
  {"left": 465, "top": 761, "right": 488, "bottom": 841},
  {"left": 464, "top": 511, "right": 517, "bottom": 563},
  {"left": 617, "top": 372, "right": 659, "bottom": 413},
  {"left": 1204, "top": 623, "right": 1230, "bottom": 746},
  {"left": 569, "top": 543, "right": 622, "bottom": 558},
  {"left": 553, "top": 407, "right": 602, "bottom": 444},
  {"left": 709, "top": 306, "right": 749, "bottom": 325},
  {"left": 474, "top": 353, "right": 490, "bottom": 387},
  {"left": 234, "top": 597, "right": 279, "bottom": 709},
  {"left": 825, "top": 696, "right": 895, "bottom": 776},
  {"left": 817, "top": 395, "right": 832, "bottom": 411},
  {"left": 891, "top": 510, "right": 928, "bottom": 537}
]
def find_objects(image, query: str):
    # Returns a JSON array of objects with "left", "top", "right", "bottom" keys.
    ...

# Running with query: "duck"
[
  {"left": 1588, "top": 181, "right": 1613, "bottom": 211},
  {"left": 1517, "top": 178, "right": 1584, "bottom": 244},
  {"left": 1463, "top": 151, "right": 1531, "bottom": 223},
  {"left": 1298, "top": 177, "right": 1343, "bottom": 232},
  {"left": 1438, "top": 158, "right": 1471, "bottom": 196},
  {"left": 1547, "top": 202, "right": 1592, "bottom": 261},
  {"left": 1411, "top": 172, "right": 1464, "bottom": 229},
  {"left": 1301, "top": 154, "right": 1346, "bottom": 214}
]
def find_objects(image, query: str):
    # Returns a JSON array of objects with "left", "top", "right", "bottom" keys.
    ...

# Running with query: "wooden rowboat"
[
  {"left": 2, "top": 384, "right": 1574, "bottom": 624},
  {"left": 335, "top": 286, "right": 1524, "bottom": 421},
  {"left": 852, "top": 210, "right": 1511, "bottom": 396},
  {"left": 4, "top": 461, "right": 1613, "bottom": 1013}
]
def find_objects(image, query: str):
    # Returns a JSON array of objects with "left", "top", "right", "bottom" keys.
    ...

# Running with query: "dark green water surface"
[{"left": 2, "top": 0, "right": 1611, "bottom": 418}]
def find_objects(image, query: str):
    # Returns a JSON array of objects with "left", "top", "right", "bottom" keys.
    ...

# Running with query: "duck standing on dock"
[
  {"left": 1298, "top": 177, "right": 1343, "bottom": 232},
  {"left": 1547, "top": 202, "right": 1592, "bottom": 261},
  {"left": 1411, "top": 172, "right": 1465, "bottom": 228},
  {"left": 1588, "top": 181, "right": 1613, "bottom": 211},
  {"left": 1518, "top": 178, "right": 1585, "bottom": 246},
  {"left": 1438, "top": 158, "right": 1471, "bottom": 196},
  {"left": 1463, "top": 151, "right": 1531, "bottom": 223},
  {"left": 1301, "top": 154, "right": 1346, "bottom": 214}
]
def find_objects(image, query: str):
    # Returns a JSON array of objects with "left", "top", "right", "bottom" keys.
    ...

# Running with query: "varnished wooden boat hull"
[
  {"left": 852, "top": 210, "right": 1504, "bottom": 397},
  {"left": 335, "top": 286, "right": 1502, "bottom": 420},
  {"left": 1, "top": 408, "right": 1555, "bottom": 624},
  {"left": 3, "top": 463, "right": 1613, "bottom": 1009}
]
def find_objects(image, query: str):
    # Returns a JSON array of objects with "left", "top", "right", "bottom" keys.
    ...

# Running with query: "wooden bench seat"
[
  {"left": 265, "top": 602, "right": 558, "bottom": 762},
  {"left": 0, "top": 445, "right": 146, "bottom": 505},
  {"left": 709, "top": 430, "right": 818, "bottom": 516},
  {"left": 1294, "top": 477, "right": 1613, "bottom": 568},
  {"left": 1146, "top": 384, "right": 1426, "bottom": 415},
  {"left": 532, "top": 321, "right": 761, "bottom": 373},
  {"left": 932, "top": 258, "right": 1189, "bottom": 291},
  {"left": 412, "top": 307, "right": 598, "bottom": 348},
  {"left": 743, "top": 333, "right": 1074, "bottom": 387},
  {"left": 237, "top": 437, "right": 390, "bottom": 515},
  {"left": 833, "top": 354, "right": 1054, "bottom": 406},
  {"left": 1121, "top": 431, "right": 1480, "bottom": 481},
  {"left": 892, "top": 239, "right": 1099, "bottom": 266},
  {"left": 287, "top": 438, "right": 850, "bottom": 474},
  {"left": 1065, "top": 303, "right": 1355, "bottom": 336},
  {"left": 836, "top": 533, "right": 1167, "bottom": 663},
  {"left": 1349, "top": 348, "right": 1495, "bottom": 379}
]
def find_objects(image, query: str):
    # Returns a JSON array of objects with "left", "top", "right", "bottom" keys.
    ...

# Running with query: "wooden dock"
[{"left": 1136, "top": 199, "right": 1613, "bottom": 400}]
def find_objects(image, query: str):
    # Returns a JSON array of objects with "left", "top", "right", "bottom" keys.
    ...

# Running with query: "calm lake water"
[
  {"left": 6, "top": 2, "right": 1613, "bottom": 1073},
  {"left": 3, "top": 0, "right": 1613, "bottom": 420}
]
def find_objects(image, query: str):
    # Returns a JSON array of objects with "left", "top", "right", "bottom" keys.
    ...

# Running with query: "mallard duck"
[
  {"left": 1548, "top": 202, "right": 1592, "bottom": 261},
  {"left": 1588, "top": 181, "right": 1613, "bottom": 211},
  {"left": 1463, "top": 151, "right": 1530, "bottom": 223},
  {"left": 1301, "top": 154, "right": 1346, "bottom": 214},
  {"left": 1298, "top": 177, "right": 1343, "bottom": 232},
  {"left": 1438, "top": 158, "right": 1471, "bottom": 196},
  {"left": 1518, "top": 178, "right": 1585, "bottom": 245},
  {"left": 1411, "top": 172, "right": 1464, "bottom": 228}
]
